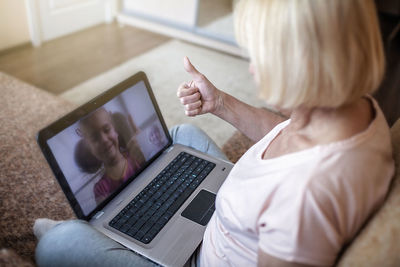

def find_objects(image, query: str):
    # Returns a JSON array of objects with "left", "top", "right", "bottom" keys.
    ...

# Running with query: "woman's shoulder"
[
  {"left": 285, "top": 96, "right": 393, "bottom": 193},
  {"left": 326, "top": 96, "right": 390, "bottom": 149},
  {"left": 314, "top": 97, "right": 377, "bottom": 144}
]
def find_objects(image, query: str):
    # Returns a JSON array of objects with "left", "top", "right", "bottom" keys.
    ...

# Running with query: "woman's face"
[
  {"left": 80, "top": 109, "right": 120, "bottom": 165},
  {"left": 249, "top": 63, "right": 255, "bottom": 76},
  {"left": 249, "top": 63, "right": 259, "bottom": 84}
]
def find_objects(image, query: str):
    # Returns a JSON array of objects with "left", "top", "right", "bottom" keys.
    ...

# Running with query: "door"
[{"left": 26, "top": 0, "right": 114, "bottom": 45}]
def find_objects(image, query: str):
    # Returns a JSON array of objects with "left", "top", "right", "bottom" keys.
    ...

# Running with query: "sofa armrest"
[
  {"left": 337, "top": 119, "right": 400, "bottom": 266},
  {"left": 222, "top": 131, "right": 255, "bottom": 163}
]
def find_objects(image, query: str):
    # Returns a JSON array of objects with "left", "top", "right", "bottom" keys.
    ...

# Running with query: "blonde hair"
[{"left": 234, "top": 0, "right": 385, "bottom": 109}]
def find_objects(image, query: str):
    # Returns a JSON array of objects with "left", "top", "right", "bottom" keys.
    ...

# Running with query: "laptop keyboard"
[{"left": 109, "top": 152, "right": 216, "bottom": 244}]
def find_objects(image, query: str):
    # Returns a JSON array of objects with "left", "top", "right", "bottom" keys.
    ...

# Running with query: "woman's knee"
[
  {"left": 35, "top": 220, "right": 94, "bottom": 266},
  {"left": 169, "top": 124, "right": 204, "bottom": 142},
  {"left": 169, "top": 124, "right": 228, "bottom": 161},
  {"left": 35, "top": 220, "right": 155, "bottom": 267}
]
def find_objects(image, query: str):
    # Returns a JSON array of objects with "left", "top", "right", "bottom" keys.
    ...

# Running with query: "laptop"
[{"left": 37, "top": 71, "right": 233, "bottom": 266}]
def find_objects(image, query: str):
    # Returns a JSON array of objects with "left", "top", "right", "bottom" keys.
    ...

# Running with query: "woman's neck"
[{"left": 287, "top": 107, "right": 314, "bottom": 130}]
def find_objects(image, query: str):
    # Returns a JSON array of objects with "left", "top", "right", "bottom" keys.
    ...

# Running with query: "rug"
[{"left": 61, "top": 40, "right": 266, "bottom": 147}]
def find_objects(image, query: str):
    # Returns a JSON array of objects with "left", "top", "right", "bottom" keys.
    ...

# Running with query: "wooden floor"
[
  {"left": 197, "top": 0, "right": 232, "bottom": 27},
  {"left": 0, "top": 23, "right": 169, "bottom": 95}
]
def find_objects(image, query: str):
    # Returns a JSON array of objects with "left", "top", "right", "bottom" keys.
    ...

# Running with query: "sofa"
[{"left": 0, "top": 71, "right": 399, "bottom": 266}]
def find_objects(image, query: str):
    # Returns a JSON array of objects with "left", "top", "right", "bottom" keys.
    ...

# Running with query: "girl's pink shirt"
[
  {"left": 200, "top": 97, "right": 394, "bottom": 266},
  {"left": 94, "top": 154, "right": 140, "bottom": 203}
]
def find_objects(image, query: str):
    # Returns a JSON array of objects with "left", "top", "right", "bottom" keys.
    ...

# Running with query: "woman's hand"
[
  {"left": 178, "top": 56, "right": 285, "bottom": 141},
  {"left": 177, "top": 56, "right": 223, "bottom": 117}
]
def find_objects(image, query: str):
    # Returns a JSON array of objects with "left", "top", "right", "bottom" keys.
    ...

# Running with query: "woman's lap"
[{"left": 36, "top": 124, "right": 226, "bottom": 267}]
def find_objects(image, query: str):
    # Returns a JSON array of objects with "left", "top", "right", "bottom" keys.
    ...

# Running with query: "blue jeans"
[{"left": 35, "top": 124, "right": 228, "bottom": 267}]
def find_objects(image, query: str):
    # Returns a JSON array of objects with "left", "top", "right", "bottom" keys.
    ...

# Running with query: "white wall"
[
  {"left": 0, "top": 0, "right": 30, "bottom": 51},
  {"left": 122, "top": 0, "right": 198, "bottom": 28}
]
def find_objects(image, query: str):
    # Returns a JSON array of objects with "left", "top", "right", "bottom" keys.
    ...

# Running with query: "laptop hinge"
[
  {"left": 165, "top": 146, "right": 173, "bottom": 153},
  {"left": 94, "top": 211, "right": 105, "bottom": 220}
]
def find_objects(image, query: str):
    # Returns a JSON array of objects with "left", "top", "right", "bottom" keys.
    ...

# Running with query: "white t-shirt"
[{"left": 200, "top": 98, "right": 394, "bottom": 266}]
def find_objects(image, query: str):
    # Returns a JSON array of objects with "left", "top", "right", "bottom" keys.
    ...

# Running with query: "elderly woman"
[{"left": 34, "top": 0, "right": 394, "bottom": 266}]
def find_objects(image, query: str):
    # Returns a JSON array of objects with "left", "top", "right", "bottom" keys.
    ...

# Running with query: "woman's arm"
[
  {"left": 214, "top": 90, "right": 286, "bottom": 142},
  {"left": 178, "top": 57, "right": 286, "bottom": 142}
]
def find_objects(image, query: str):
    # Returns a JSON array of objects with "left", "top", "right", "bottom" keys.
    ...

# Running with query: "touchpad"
[{"left": 181, "top": 190, "right": 216, "bottom": 226}]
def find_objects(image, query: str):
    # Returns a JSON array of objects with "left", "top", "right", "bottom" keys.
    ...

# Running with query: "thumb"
[{"left": 183, "top": 56, "right": 202, "bottom": 80}]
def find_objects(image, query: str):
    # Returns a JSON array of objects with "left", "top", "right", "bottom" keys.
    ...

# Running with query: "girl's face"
[{"left": 80, "top": 110, "right": 120, "bottom": 165}]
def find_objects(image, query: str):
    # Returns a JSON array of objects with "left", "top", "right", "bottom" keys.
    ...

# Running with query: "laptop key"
[
  {"left": 141, "top": 235, "right": 152, "bottom": 244},
  {"left": 120, "top": 224, "right": 131, "bottom": 233},
  {"left": 134, "top": 230, "right": 146, "bottom": 240},
  {"left": 126, "top": 216, "right": 139, "bottom": 226},
  {"left": 140, "top": 222, "right": 155, "bottom": 235},
  {"left": 127, "top": 228, "right": 138, "bottom": 237}
]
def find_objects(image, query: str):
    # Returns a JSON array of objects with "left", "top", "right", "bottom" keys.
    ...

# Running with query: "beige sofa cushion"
[{"left": 337, "top": 119, "right": 400, "bottom": 266}]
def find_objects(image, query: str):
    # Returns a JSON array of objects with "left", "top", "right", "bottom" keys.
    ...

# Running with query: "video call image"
[{"left": 47, "top": 81, "right": 168, "bottom": 216}]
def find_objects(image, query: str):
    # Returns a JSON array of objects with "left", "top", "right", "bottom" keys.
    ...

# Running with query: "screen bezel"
[{"left": 37, "top": 71, "right": 173, "bottom": 220}]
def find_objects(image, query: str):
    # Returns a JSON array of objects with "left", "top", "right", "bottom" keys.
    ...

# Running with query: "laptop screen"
[{"left": 41, "top": 74, "right": 170, "bottom": 218}]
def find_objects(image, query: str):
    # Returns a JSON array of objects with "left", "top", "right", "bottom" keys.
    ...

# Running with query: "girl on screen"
[{"left": 76, "top": 107, "right": 141, "bottom": 204}]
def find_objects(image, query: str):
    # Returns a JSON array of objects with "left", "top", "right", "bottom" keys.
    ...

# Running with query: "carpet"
[{"left": 61, "top": 40, "right": 266, "bottom": 147}]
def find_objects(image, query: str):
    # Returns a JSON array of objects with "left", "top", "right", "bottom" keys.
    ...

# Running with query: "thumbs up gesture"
[{"left": 177, "top": 57, "right": 223, "bottom": 117}]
